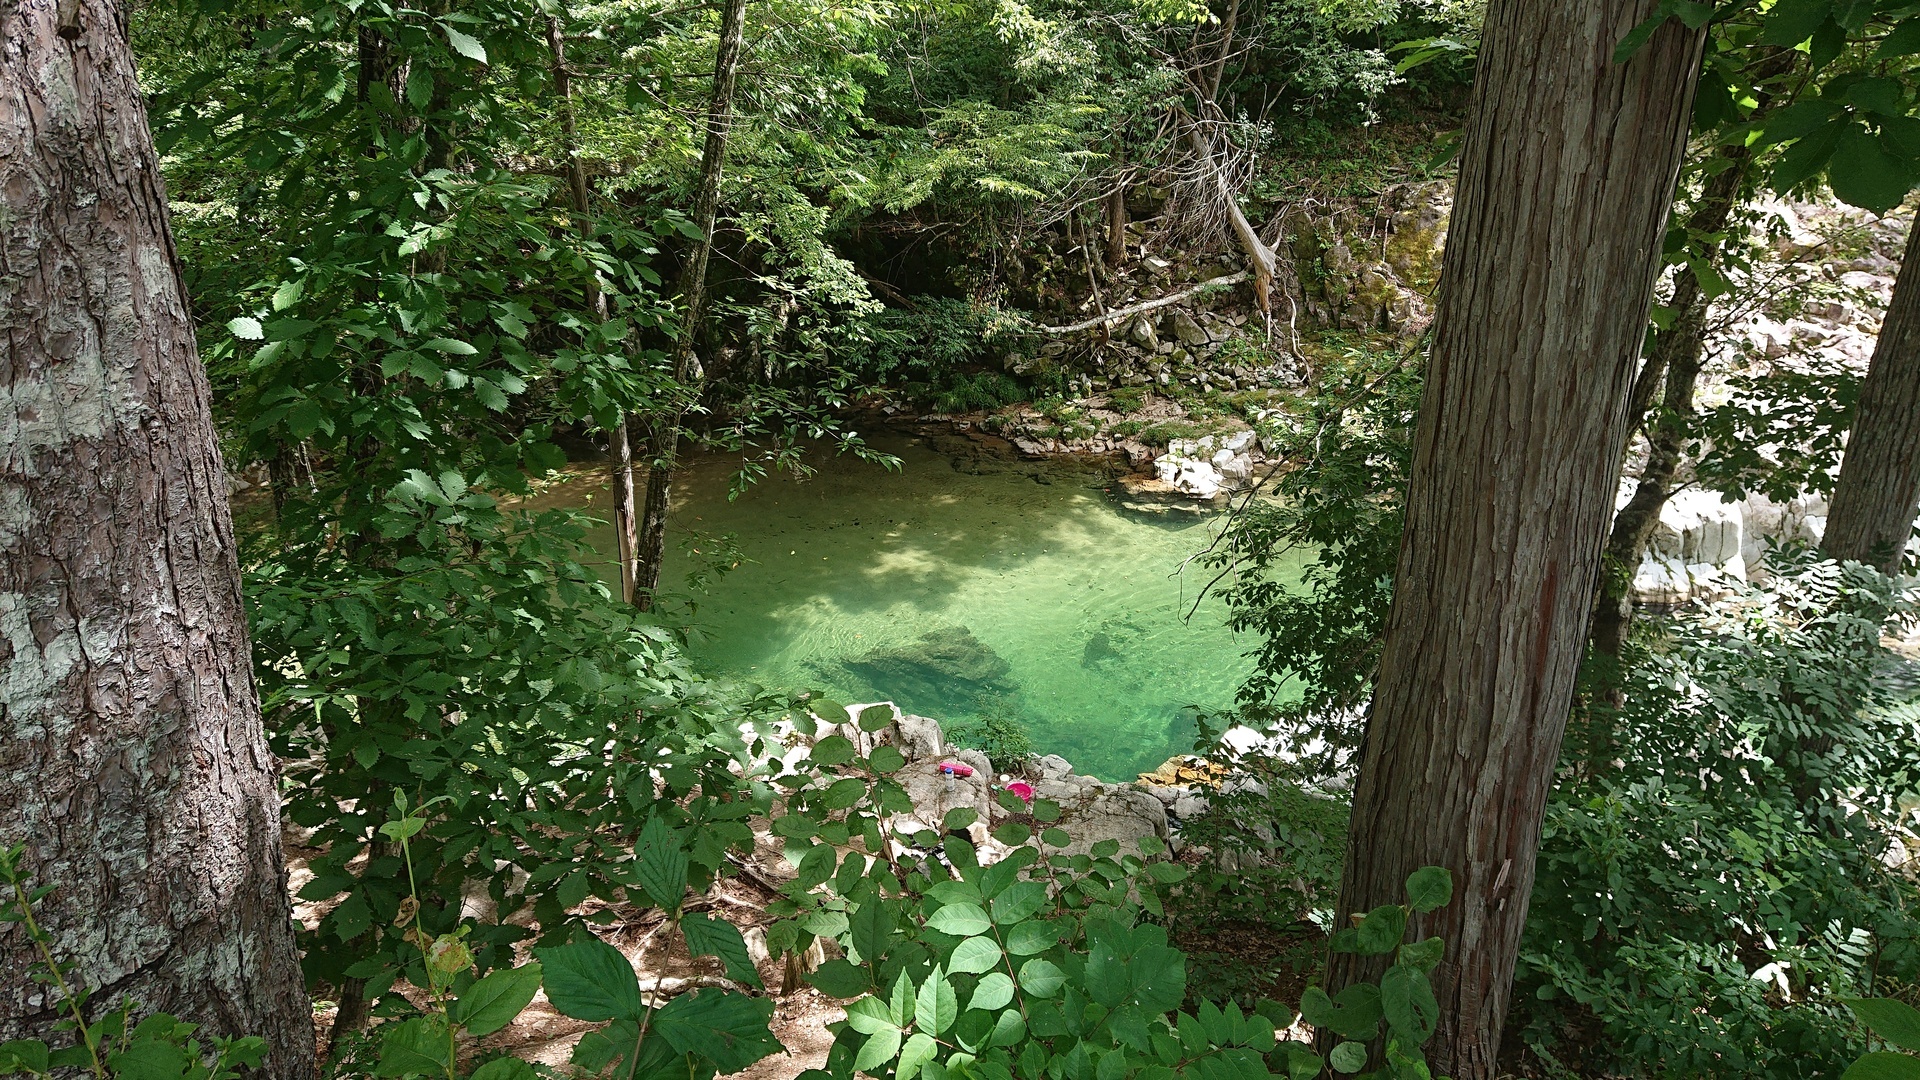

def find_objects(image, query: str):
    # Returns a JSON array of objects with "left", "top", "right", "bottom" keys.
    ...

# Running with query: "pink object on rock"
[
  {"left": 938, "top": 761, "right": 976, "bottom": 778},
  {"left": 1005, "top": 781, "right": 1035, "bottom": 802}
]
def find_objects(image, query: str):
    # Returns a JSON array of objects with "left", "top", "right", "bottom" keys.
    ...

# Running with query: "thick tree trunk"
[
  {"left": 547, "top": 14, "right": 640, "bottom": 601},
  {"left": 1823, "top": 219, "right": 1920, "bottom": 574},
  {"left": 1320, "top": 2, "right": 1704, "bottom": 1076},
  {"left": 0, "top": 0, "right": 314, "bottom": 1075},
  {"left": 633, "top": 0, "right": 749, "bottom": 609}
]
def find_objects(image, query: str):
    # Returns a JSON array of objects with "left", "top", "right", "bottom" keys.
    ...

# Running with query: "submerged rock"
[{"left": 845, "top": 626, "right": 1015, "bottom": 703}]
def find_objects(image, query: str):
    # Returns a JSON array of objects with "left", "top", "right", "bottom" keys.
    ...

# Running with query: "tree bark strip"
[
  {"left": 1320, "top": 2, "right": 1706, "bottom": 1075},
  {"left": 1589, "top": 154, "right": 1752, "bottom": 661},
  {"left": 634, "top": 0, "right": 749, "bottom": 608},
  {"left": 0, "top": 0, "right": 314, "bottom": 1073},
  {"left": 546, "top": 13, "right": 640, "bottom": 601},
  {"left": 1823, "top": 219, "right": 1920, "bottom": 574}
]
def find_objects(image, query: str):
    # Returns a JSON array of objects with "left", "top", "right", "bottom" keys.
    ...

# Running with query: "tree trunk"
[
  {"left": 1589, "top": 154, "right": 1752, "bottom": 662},
  {"left": 1823, "top": 219, "right": 1920, "bottom": 574},
  {"left": 1106, "top": 182, "right": 1129, "bottom": 268},
  {"left": 1183, "top": 120, "right": 1276, "bottom": 311},
  {"left": 1320, "top": 1, "right": 1705, "bottom": 1075},
  {"left": 546, "top": 13, "right": 640, "bottom": 601},
  {"left": 0, "top": 0, "right": 314, "bottom": 1074},
  {"left": 633, "top": 0, "right": 749, "bottom": 609}
]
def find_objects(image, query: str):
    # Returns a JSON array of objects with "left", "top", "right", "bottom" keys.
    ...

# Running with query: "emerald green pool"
[{"left": 554, "top": 434, "right": 1301, "bottom": 780}]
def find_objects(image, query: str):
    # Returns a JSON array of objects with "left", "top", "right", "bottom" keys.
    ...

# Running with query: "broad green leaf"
[
  {"left": 1354, "top": 904, "right": 1409, "bottom": 954},
  {"left": 1018, "top": 958, "right": 1066, "bottom": 998},
  {"left": 1397, "top": 936, "right": 1445, "bottom": 973},
  {"left": 822, "top": 777, "right": 868, "bottom": 810},
  {"left": 926, "top": 903, "right": 992, "bottom": 937},
  {"left": 846, "top": 996, "right": 897, "bottom": 1036},
  {"left": 107, "top": 1039, "right": 192, "bottom": 1080},
  {"left": 271, "top": 279, "right": 305, "bottom": 311},
  {"left": 897, "top": 1033, "right": 939, "bottom": 1080},
  {"left": 971, "top": 972, "right": 1017, "bottom": 1012},
  {"left": 1761, "top": 0, "right": 1828, "bottom": 46},
  {"left": 443, "top": 24, "right": 487, "bottom": 62},
  {"left": 950, "top": 935, "right": 1005, "bottom": 975},
  {"left": 1849, "top": 999, "right": 1920, "bottom": 1052},
  {"left": 810, "top": 736, "right": 856, "bottom": 766},
  {"left": 1829, "top": 128, "right": 1916, "bottom": 215},
  {"left": 855, "top": 1027, "right": 902, "bottom": 1073},
  {"left": 1130, "top": 945, "right": 1187, "bottom": 1015},
  {"left": 809, "top": 959, "right": 871, "bottom": 998},
  {"left": 1005, "top": 919, "right": 1057, "bottom": 956},
  {"left": 0, "top": 1040, "right": 50, "bottom": 1075},
  {"left": 636, "top": 815, "right": 688, "bottom": 913},
  {"left": 991, "top": 881, "right": 1049, "bottom": 925},
  {"left": 1381, "top": 964, "right": 1440, "bottom": 1044},
  {"left": 1843, "top": 1052, "right": 1920, "bottom": 1080},
  {"left": 855, "top": 704, "right": 895, "bottom": 732},
  {"left": 469, "top": 1058, "right": 536, "bottom": 1080},
  {"left": 421, "top": 337, "right": 478, "bottom": 355},
  {"left": 682, "top": 913, "right": 764, "bottom": 988},
  {"left": 870, "top": 744, "right": 907, "bottom": 774},
  {"left": 1403, "top": 867, "right": 1452, "bottom": 913},
  {"left": 373, "top": 1017, "right": 451, "bottom": 1077},
  {"left": 991, "top": 1008, "right": 1028, "bottom": 1047},
  {"left": 536, "top": 939, "right": 644, "bottom": 1022},
  {"left": 1328, "top": 1042, "right": 1368, "bottom": 1074},
  {"left": 228, "top": 316, "right": 264, "bottom": 340},
  {"left": 793, "top": 842, "right": 836, "bottom": 890},
  {"left": 451, "top": 963, "right": 544, "bottom": 1036},
  {"left": 652, "top": 989, "right": 780, "bottom": 1073},
  {"left": 916, "top": 966, "right": 958, "bottom": 1036},
  {"left": 1880, "top": 17, "right": 1920, "bottom": 57}
]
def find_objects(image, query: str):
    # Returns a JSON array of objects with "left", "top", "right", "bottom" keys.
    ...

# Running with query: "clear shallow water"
[{"left": 549, "top": 435, "right": 1303, "bottom": 780}]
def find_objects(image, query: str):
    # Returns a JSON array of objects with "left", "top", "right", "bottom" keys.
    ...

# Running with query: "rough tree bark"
[
  {"left": 1320, "top": 2, "right": 1705, "bottom": 1076},
  {"left": 633, "top": 0, "right": 749, "bottom": 609},
  {"left": 1822, "top": 219, "right": 1920, "bottom": 574},
  {"left": 0, "top": 0, "right": 315, "bottom": 1074},
  {"left": 547, "top": 14, "right": 640, "bottom": 601}
]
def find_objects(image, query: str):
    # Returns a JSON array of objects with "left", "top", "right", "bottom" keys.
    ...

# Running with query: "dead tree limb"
[{"left": 1033, "top": 271, "right": 1249, "bottom": 334}]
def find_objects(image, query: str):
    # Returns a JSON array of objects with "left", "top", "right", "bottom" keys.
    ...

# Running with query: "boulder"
[
  {"left": 1166, "top": 309, "right": 1211, "bottom": 347},
  {"left": 1037, "top": 754, "right": 1073, "bottom": 780},
  {"left": 1047, "top": 787, "right": 1169, "bottom": 858},
  {"left": 1129, "top": 317, "right": 1160, "bottom": 351},
  {"left": 896, "top": 713, "right": 945, "bottom": 762},
  {"left": 896, "top": 758, "right": 994, "bottom": 830}
]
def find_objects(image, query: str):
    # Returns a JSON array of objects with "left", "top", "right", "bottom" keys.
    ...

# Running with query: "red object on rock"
[
  {"left": 1006, "top": 781, "right": 1035, "bottom": 802},
  {"left": 938, "top": 761, "right": 975, "bottom": 778}
]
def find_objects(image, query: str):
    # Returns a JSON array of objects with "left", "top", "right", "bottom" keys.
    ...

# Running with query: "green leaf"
[
  {"left": 1005, "top": 919, "right": 1057, "bottom": 956},
  {"left": 822, "top": 777, "right": 868, "bottom": 810},
  {"left": 951, "top": 935, "right": 1005, "bottom": 975},
  {"left": 1772, "top": 121, "right": 1844, "bottom": 194},
  {"left": 228, "top": 316, "right": 264, "bottom": 340},
  {"left": 1381, "top": 964, "right": 1440, "bottom": 1044},
  {"left": 1879, "top": 17, "right": 1920, "bottom": 57},
  {"left": 451, "top": 963, "right": 544, "bottom": 1036},
  {"left": 1018, "top": 958, "right": 1066, "bottom": 998},
  {"left": 1849, "top": 999, "right": 1920, "bottom": 1052},
  {"left": 374, "top": 1017, "right": 452, "bottom": 1077},
  {"left": 442, "top": 24, "right": 487, "bottom": 62},
  {"left": 1403, "top": 868, "right": 1452, "bottom": 913},
  {"left": 897, "top": 1033, "right": 939, "bottom": 1080},
  {"left": 1760, "top": 0, "right": 1827, "bottom": 45},
  {"left": 1355, "top": 904, "right": 1409, "bottom": 954},
  {"left": 1328, "top": 1042, "right": 1368, "bottom": 1075},
  {"left": 793, "top": 843, "right": 836, "bottom": 890},
  {"left": 808, "top": 959, "right": 871, "bottom": 999},
  {"left": 636, "top": 815, "right": 689, "bottom": 913},
  {"left": 810, "top": 736, "right": 856, "bottom": 766},
  {"left": 652, "top": 990, "right": 780, "bottom": 1073},
  {"left": 420, "top": 337, "right": 478, "bottom": 355},
  {"left": 0, "top": 1039, "right": 50, "bottom": 1075},
  {"left": 855, "top": 704, "right": 895, "bottom": 732},
  {"left": 991, "top": 881, "right": 1049, "bottom": 925},
  {"left": 1829, "top": 127, "right": 1916, "bottom": 215},
  {"left": 468, "top": 1058, "right": 535, "bottom": 1080},
  {"left": 971, "top": 972, "right": 1017, "bottom": 1012},
  {"left": 1280, "top": 1046, "right": 1324, "bottom": 1080},
  {"left": 108, "top": 1038, "right": 192, "bottom": 1080},
  {"left": 271, "top": 279, "right": 305, "bottom": 312},
  {"left": 991, "top": 1008, "right": 1028, "bottom": 1047},
  {"left": 1397, "top": 937, "right": 1445, "bottom": 973},
  {"left": 846, "top": 997, "right": 897, "bottom": 1036},
  {"left": 1130, "top": 945, "right": 1188, "bottom": 1015},
  {"left": 1843, "top": 1052, "right": 1920, "bottom": 1080},
  {"left": 855, "top": 1027, "right": 902, "bottom": 1073},
  {"left": 926, "top": 903, "right": 992, "bottom": 937},
  {"left": 993, "top": 822, "right": 1033, "bottom": 845},
  {"left": 682, "top": 913, "right": 764, "bottom": 988},
  {"left": 536, "top": 938, "right": 644, "bottom": 1022},
  {"left": 870, "top": 744, "right": 907, "bottom": 774},
  {"left": 915, "top": 968, "right": 958, "bottom": 1036}
]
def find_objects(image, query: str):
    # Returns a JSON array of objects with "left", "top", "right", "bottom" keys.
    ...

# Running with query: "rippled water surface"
[{"left": 550, "top": 434, "right": 1305, "bottom": 779}]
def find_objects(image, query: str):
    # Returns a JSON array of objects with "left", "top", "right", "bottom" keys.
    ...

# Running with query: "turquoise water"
[{"left": 553, "top": 435, "right": 1300, "bottom": 779}]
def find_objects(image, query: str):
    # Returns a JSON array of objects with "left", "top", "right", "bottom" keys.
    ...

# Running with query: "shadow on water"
[{"left": 538, "top": 433, "right": 1306, "bottom": 779}]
